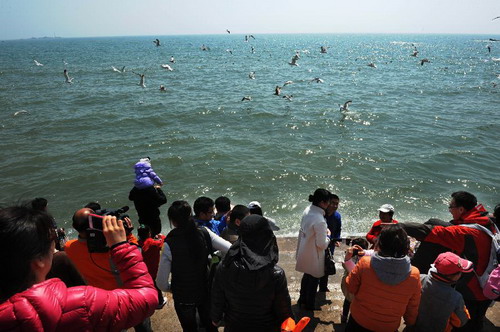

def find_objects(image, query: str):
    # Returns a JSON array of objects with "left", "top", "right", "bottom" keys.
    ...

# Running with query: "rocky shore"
[{"left": 145, "top": 237, "right": 499, "bottom": 331}]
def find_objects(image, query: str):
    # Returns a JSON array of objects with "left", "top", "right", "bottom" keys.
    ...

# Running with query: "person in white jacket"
[{"left": 295, "top": 188, "right": 332, "bottom": 310}]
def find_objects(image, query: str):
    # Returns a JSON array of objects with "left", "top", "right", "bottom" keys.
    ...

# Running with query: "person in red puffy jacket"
[{"left": 0, "top": 205, "right": 158, "bottom": 331}]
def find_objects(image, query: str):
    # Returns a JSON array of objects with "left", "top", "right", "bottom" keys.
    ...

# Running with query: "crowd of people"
[{"left": 0, "top": 174, "right": 499, "bottom": 331}]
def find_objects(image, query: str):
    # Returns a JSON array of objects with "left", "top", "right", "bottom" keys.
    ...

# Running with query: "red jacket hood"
[{"left": 453, "top": 205, "right": 494, "bottom": 231}]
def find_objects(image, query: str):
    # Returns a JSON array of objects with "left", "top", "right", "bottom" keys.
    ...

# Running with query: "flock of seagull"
[{"left": 21, "top": 29, "right": 500, "bottom": 118}]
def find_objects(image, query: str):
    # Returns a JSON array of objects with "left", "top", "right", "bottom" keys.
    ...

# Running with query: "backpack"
[
  {"left": 483, "top": 265, "right": 500, "bottom": 300},
  {"left": 461, "top": 223, "right": 500, "bottom": 300}
]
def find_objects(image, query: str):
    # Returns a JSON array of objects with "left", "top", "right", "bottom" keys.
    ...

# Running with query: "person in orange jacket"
[{"left": 346, "top": 224, "right": 421, "bottom": 331}]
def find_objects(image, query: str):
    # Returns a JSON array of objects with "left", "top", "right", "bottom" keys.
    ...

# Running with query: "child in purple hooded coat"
[{"left": 134, "top": 157, "right": 163, "bottom": 189}]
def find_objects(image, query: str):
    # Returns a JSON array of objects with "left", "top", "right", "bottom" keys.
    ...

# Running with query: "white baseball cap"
[{"left": 377, "top": 204, "right": 395, "bottom": 213}]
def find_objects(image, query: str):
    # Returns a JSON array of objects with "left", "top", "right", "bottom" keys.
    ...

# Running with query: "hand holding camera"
[
  {"left": 102, "top": 216, "right": 126, "bottom": 247},
  {"left": 344, "top": 244, "right": 365, "bottom": 262}
]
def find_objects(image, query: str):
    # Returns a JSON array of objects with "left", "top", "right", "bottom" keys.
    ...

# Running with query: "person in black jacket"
[
  {"left": 211, "top": 214, "right": 293, "bottom": 332},
  {"left": 128, "top": 185, "right": 167, "bottom": 237}
]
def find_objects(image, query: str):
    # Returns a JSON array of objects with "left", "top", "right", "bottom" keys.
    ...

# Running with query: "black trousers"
[
  {"left": 454, "top": 299, "right": 492, "bottom": 332},
  {"left": 345, "top": 315, "right": 374, "bottom": 332},
  {"left": 174, "top": 300, "right": 217, "bottom": 332},
  {"left": 298, "top": 273, "right": 320, "bottom": 309}
]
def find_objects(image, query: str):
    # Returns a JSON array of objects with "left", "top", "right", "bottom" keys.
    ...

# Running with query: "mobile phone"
[{"left": 88, "top": 213, "right": 104, "bottom": 230}]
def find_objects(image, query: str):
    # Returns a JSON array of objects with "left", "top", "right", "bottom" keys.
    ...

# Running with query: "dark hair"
[
  {"left": 168, "top": 200, "right": 195, "bottom": 229},
  {"left": 330, "top": 194, "right": 340, "bottom": 201},
  {"left": 308, "top": 188, "right": 332, "bottom": 206},
  {"left": 193, "top": 196, "right": 214, "bottom": 217},
  {"left": 0, "top": 205, "right": 55, "bottom": 302},
  {"left": 376, "top": 224, "right": 409, "bottom": 258},
  {"left": 167, "top": 200, "right": 204, "bottom": 260},
  {"left": 31, "top": 198, "right": 48, "bottom": 211},
  {"left": 249, "top": 205, "right": 263, "bottom": 216},
  {"left": 137, "top": 224, "right": 151, "bottom": 240},
  {"left": 351, "top": 237, "right": 369, "bottom": 250},
  {"left": 84, "top": 202, "right": 101, "bottom": 211},
  {"left": 451, "top": 191, "right": 477, "bottom": 211},
  {"left": 493, "top": 203, "right": 500, "bottom": 219},
  {"left": 230, "top": 205, "right": 249, "bottom": 224},
  {"left": 215, "top": 196, "right": 231, "bottom": 213}
]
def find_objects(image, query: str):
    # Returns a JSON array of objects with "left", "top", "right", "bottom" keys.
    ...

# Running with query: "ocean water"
[{"left": 0, "top": 33, "right": 499, "bottom": 237}]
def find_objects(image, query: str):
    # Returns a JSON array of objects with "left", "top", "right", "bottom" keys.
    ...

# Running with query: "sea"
[{"left": 0, "top": 33, "right": 499, "bottom": 238}]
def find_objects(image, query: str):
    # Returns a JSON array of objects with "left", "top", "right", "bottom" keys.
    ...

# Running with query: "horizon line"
[{"left": 3, "top": 31, "right": 500, "bottom": 42}]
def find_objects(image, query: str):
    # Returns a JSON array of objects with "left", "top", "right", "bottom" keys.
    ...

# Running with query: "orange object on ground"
[{"left": 281, "top": 317, "right": 310, "bottom": 332}]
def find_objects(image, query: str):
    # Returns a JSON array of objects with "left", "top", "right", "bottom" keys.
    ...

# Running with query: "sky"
[{"left": 1, "top": 0, "right": 500, "bottom": 40}]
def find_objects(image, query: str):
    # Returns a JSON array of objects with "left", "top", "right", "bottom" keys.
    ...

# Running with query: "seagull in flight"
[
  {"left": 492, "top": 16, "right": 500, "bottom": 20},
  {"left": 289, "top": 54, "right": 300, "bottom": 66},
  {"left": 241, "top": 96, "right": 252, "bottom": 101},
  {"left": 112, "top": 66, "right": 126, "bottom": 73},
  {"left": 283, "top": 80, "right": 294, "bottom": 86},
  {"left": 63, "top": 69, "right": 73, "bottom": 83},
  {"left": 274, "top": 86, "right": 282, "bottom": 96},
  {"left": 161, "top": 64, "right": 174, "bottom": 71},
  {"left": 153, "top": 39, "right": 161, "bottom": 47},
  {"left": 282, "top": 95, "right": 293, "bottom": 101},
  {"left": 13, "top": 110, "right": 30, "bottom": 116},
  {"left": 367, "top": 63, "right": 377, "bottom": 68},
  {"left": 420, "top": 58, "right": 430, "bottom": 66},
  {"left": 170, "top": 56, "right": 176, "bottom": 63},
  {"left": 320, "top": 46, "right": 328, "bottom": 53},
  {"left": 133, "top": 72, "right": 146, "bottom": 87},
  {"left": 311, "top": 78, "right": 324, "bottom": 83},
  {"left": 340, "top": 100, "right": 352, "bottom": 111},
  {"left": 249, "top": 71, "right": 256, "bottom": 79},
  {"left": 33, "top": 60, "right": 44, "bottom": 66},
  {"left": 226, "top": 29, "right": 231, "bottom": 34}
]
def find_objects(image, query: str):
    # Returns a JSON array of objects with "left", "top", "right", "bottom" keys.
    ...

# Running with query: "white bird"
[
  {"left": 161, "top": 64, "right": 174, "bottom": 71},
  {"left": 491, "top": 58, "right": 500, "bottom": 62},
  {"left": 170, "top": 56, "right": 176, "bottom": 63},
  {"left": 340, "top": 100, "right": 352, "bottom": 111},
  {"left": 241, "top": 96, "right": 252, "bottom": 101},
  {"left": 134, "top": 72, "right": 146, "bottom": 87},
  {"left": 274, "top": 86, "right": 282, "bottom": 96},
  {"left": 311, "top": 78, "right": 324, "bottom": 83},
  {"left": 249, "top": 72, "right": 256, "bottom": 79},
  {"left": 367, "top": 63, "right": 377, "bottom": 68},
  {"left": 283, "top": 80, "right": 294, "bottom": 86},
  {"left": 492, "top": 16, "right": 500, "bottom": 20},
  {"left": 289, "top": 54, "right": 300, "bottom": 66},
  {"left": 112, "top": 66, "right": 126, "bottom": 73},
  {"left": 63, "top": 69, "right": 73, "bottom": 83},
  {"left": 153, "top": 39, "right": 161, "bottom": 47},
  {"left": 33, "top": 60, "right": 44, "bottom": 66},
  {"left": 320, "top": 46, "right": 328, "bottom": 54},
  {"left": 282, "top": 95, "right": 293, "bottom": 101},
  {"left": 13, "top": 110, "right": 30, "bottom": 116}
]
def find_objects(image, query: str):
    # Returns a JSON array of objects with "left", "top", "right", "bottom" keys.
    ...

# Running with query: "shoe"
[{"left": 156, "top": 296, "right": 167, "bottom": 310}]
